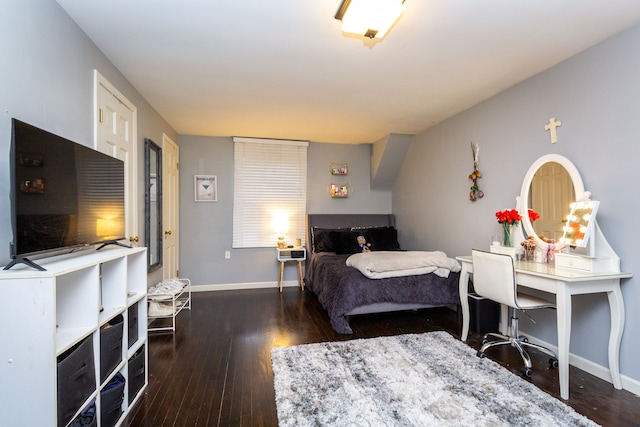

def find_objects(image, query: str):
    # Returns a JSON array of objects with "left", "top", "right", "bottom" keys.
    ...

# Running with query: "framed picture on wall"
[{"left": 194, "top": 175, "right": 217, "bottom": 202}]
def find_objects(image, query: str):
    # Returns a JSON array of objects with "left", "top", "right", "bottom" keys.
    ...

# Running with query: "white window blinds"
[{"left": 233, "top": 137, "right": 308, "bottom": 248}]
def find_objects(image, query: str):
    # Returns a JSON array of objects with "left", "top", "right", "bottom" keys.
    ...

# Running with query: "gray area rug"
[{"left": 271, "top": 331, "right": 598, "bottom": 426}]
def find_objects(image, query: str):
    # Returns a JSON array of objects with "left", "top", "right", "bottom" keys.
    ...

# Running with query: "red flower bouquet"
[
  {"left": 495, "top": 209, "right": 522, "bottom": 225},
  {"left": 495, "top": 209, "right": 522, "bottom": 246}
]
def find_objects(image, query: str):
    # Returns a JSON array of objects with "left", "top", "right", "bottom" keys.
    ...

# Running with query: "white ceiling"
[{"left": 57, "top": 0, "right": 640, "bottom": 144}]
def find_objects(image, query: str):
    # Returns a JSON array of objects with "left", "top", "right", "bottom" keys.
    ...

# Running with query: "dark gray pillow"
[
  {"left": 360, "top": 226, "right": 401, "bottom": 251},
  {"left": 330, "top": 230, "right": 363, "bottom": 255}
]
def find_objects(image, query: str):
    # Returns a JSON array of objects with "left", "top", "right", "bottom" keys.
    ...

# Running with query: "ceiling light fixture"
[{"left": 335, "top": 0, "right": 406, "bottom": 39}]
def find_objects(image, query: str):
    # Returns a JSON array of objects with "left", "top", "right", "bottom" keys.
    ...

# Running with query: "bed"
[{"left": 304, "top": 214, "right": 461, "bottom": 334}]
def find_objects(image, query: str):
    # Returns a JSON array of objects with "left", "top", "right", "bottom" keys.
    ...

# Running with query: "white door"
[
  {"left": 163, "top": 134, "right": 179, "bottom": 279},
  {"left": 94, "top": 70, "right": 138, "bottom": 245},
  {"left": 531, "top": 162, "right": 574, "bottom": 241}
]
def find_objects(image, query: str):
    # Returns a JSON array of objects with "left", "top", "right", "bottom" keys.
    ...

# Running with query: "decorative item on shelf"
[
  {"left": 546, "top": 243, "right": 557, "bottom": 265},
  {"left": 20, "top": 177, "right": 46, "bottom": 194},
  {"left": 522, "top": 208, "right": 540, "bottom": 260},
  {"left": 330, "top": 162, "right": 349, "bottom": 175},
  {"left": 468, "top": 142, "right": 483, "bottom": 202},
  {"left": 521, "top": 237, "right": 537, "bottom": 262},
  {"left": 35, "top": 177, "right": 45, "bottom": 193},
  {"left": 521, "top": 208, "right": 561, "bottom": 262},
  {"left": 330, "top": 183, "right": 350, "bottom": 198},
  {"left": 495, "top": 208, "right": 522, "bottom": 247},
  {"left": 18, "top": 152, "right": 44, "bottom": 167}
]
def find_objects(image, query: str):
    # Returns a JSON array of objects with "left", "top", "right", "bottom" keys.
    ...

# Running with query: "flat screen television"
[{"left": 6, "top": 118, "right": 127, "bottom": 271}]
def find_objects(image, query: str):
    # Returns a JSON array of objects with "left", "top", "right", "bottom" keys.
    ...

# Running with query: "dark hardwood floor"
[{"left": 122, "top": 288, "right": 639, "bottom": 426}]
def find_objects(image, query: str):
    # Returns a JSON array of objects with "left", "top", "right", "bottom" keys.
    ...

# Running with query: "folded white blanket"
[{"left": 346, "top": 251, "right": 461, "bottom": 279}]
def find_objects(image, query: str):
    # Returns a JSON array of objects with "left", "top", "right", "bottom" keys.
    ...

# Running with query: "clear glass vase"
[
  {"left": 502, "top": 222, "right": 513, "bottom": 247},
  {"left": 523, "top": 245, "right": 536, "bottom": 262}
]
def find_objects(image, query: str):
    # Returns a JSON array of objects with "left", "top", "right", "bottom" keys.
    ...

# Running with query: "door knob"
[
  {"left": 129, "top": 236, "right": 139, "bottom": 243},
  {"left": 165, "top": 230, "right": 172, "bottom": 235}
]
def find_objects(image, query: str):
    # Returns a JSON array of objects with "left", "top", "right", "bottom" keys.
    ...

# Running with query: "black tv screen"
[{"left": 9, "top": 119, "right": 126, "bottom": 267}]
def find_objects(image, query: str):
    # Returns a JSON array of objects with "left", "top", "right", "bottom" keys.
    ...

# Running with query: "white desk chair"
[{"left": 471, "top": 249, "right": 558, "bottom": 377}]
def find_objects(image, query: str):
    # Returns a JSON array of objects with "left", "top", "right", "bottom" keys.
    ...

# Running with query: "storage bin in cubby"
[
  {"left": 100, "top": 373, "right": 125, "bottom": 427},
  {"left": 100, "top": 314, "right": 124, "bottom": 383},
  {"left": 128, "top": 345, "right": 145, "bottom": 404},
  {"left": 69, "top": 399, "right": 97, "bottom": 427},
  {"left": 57, "top": 335, "right": 96, "bottom": 427},
  {"left": 127, "top": 303, "right": 139, "bottom": 348}
]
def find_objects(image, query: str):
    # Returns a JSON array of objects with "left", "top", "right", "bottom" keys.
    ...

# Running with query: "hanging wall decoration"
[
  {"left": 544, "top": 117, "right": 562, "bottom": 144},
  {"left": 330, "top": 162, "right": 349, "bottom": 175},
  {"left": 194, "top": 175, "right": 218, "bottom": 202},
  {"left": 468, "top": 142, "right": 484, "bottom": 202},
  {"left": 330, "top": 183, "right": 350, "bottom": 198}
]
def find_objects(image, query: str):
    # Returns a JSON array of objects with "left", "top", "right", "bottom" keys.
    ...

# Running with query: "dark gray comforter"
[{"left": 304, "top": 252, "right": 461, "bottom": 334}]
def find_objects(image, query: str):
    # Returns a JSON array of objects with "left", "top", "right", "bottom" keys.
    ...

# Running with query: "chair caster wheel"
[
  {"left": 477, "top": 351, "right": 486, "bottom": 358},
  {"left": 520, "top": 336, "right": 529, "bottom": 343},
  {"left": 523, "top": 367, "right": 532, "bottom": 377},
  {"left": 481, "top": 338, "right": 488, "bottom": 345},
  {"left": 549, "top": 358, "right": 559, "bottom": 368}
]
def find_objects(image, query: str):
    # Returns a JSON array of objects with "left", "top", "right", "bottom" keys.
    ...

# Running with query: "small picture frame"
[{"left": 194, "top": 175, "right": 217, "bottom": 202}]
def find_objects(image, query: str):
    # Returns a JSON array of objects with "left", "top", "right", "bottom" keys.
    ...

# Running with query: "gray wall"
[
  {"left": 0, "top": 0, "right": 178, "bottom": 285},
  {"left": 177, "top": 136, "right": 392, "bottom": 287},
  {"left": 393, "top": 24, "right": 640, "bottom": 384}
]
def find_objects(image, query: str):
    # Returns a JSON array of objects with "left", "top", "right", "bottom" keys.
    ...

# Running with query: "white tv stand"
[{"left": 0, "top": 247, "right": 148, "bottom": 426}]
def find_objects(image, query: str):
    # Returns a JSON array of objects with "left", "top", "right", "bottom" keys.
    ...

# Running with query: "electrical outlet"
[{"left": 225, "top": 251, "right": 231, "bottom": 259}]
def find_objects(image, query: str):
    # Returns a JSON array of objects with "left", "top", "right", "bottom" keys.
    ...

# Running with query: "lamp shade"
[
  {"left": 336, "top": 0, "right": 406, "bottom": 39},
  {"left": 96, "top": 217, "right": 120, "bottom": 239},
  {"left": 272, "top": 212, "right": 289, "bottom": 235}
]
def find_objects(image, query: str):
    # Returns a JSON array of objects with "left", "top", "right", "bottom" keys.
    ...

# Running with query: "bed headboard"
[{"left": 306, "top": 214, "right": 395, "bottom": 254}]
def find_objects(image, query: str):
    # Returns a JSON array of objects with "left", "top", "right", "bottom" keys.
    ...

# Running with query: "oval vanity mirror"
[
  {"left": 519, "top": 154, "right": 584, "bottom": 250},
  {"left": 145, "top": 138, "right": 162, "bottom": 272}
]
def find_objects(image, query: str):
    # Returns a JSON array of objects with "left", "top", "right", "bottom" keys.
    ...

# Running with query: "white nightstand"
[{"left": 276, "top": 247, "right": 306, "bottom": 292}]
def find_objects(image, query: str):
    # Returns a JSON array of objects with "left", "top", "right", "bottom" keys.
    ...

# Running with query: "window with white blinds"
[{"left": 233, "top": 137, "right": 308, "bottom": 248}]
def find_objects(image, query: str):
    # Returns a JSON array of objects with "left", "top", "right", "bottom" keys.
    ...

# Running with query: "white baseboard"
[
  {"left": 524, "top": 333, "right": 640, "bottom": 396},
  {"left": 191, "top": 280, "right": 300, "bottom": 292}
]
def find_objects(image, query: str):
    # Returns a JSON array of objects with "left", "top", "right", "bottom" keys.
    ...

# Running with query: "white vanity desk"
[
  {"left": 457, "top": 255, "right": 631, "bottom": 400},
  {"left": 459, "top": 153, "right": 632, "bottom": 400}
]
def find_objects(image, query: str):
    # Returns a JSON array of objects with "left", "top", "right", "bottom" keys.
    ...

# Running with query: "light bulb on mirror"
[{"left": 560, "top": 200, "right": 600, "bottom": 248}]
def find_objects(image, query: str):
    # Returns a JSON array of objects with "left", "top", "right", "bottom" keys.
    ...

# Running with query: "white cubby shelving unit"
[{"left": 0, "top": 246, "right": 148, "bottom": 427}]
